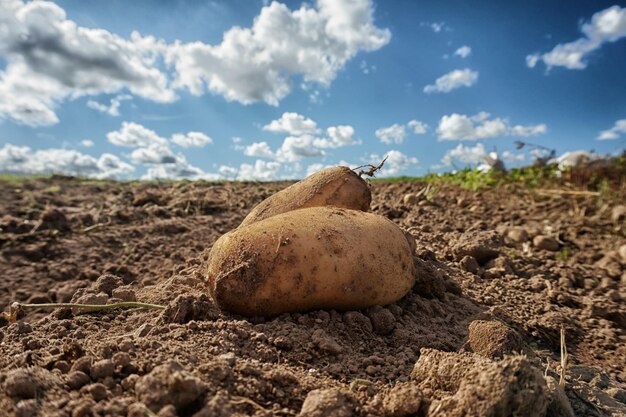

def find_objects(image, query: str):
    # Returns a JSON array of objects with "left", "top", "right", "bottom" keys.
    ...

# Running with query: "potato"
[
  {"left": 239, "top": 166, "right": 371, "bottom": 227},
  {"left": 207, "top": 206, "right": 415, "bottom": 316}
]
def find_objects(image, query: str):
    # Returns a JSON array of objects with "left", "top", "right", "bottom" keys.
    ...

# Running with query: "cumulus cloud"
[
  {"left": 0, "top": 0, "right": 389, "bottom": 126},
  {"left": 408, "top": 120, "right": 428, "bottom": 134},
  {"left": 527, "top": 5, "right": 626, "bottom": 70},
  {"left": 369, "top": 150, "right": 418, "bottom": 177},
  {"left": 375, "top": 124, "right": 406, "bottom": 144},
  {"left": 0, "top": 143, "right": 134, "bottom": 178},
  {"left": 171, "top": 132, "right": 213, "bottom": 147},
  {"left": 275, "top": 135, "right": 325, "bottom": 162},
  {"left": 87, "top": 95, "right": 132, "bottom": 117},
  {"left": 314, "top": 125, "right": 359, "bottom": 148},
  {"left": 107, "top": 122, "right": 169, "bottom": 148},
  {"left": 257, "top": 114, "right": 359, "bottom": 162},
  {"left": 0, "top": 0, "right": 173, "bottom": 126},
  {"left": 105, "top": 121, "right": 215, "bottom": 179},
  {"left": 263, "top": 112, "right": 320, "bottom": 136},
  {"left": 441, "top": 143, "right": 487, "bottom": 166},
  {"left": 424, "top": 68, "right": 478, "bottom": 93},
  {"left": 81, "top": 139, "right": 94, "bottom": 148},
  {"left": 165, "top": 0, "right": 390, "bottom": 106},
  {"left": 597, "top": 119, "right": 626, "bottom": 140},
  {"left": 454, "top": 46, "right": 471, "bottom": 58},
  {"left": 218, "top": 160, "right": 282, "bottom": 181},
  {"left": 436, "top": 112, "right": 547, "bottom": 141},
  {"left": 244, "top": 141, "right": 274, "bottom": 158}
]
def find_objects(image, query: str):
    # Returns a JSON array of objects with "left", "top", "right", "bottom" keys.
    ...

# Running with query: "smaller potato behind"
[
  {"left": 207, "top": 206, "right": 415, "bottom": 316},
  {"left": 238, "top": 166, "right": 371, "bottom": 228}
]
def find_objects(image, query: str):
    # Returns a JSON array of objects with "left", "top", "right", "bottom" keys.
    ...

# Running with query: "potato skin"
[
  {"left": 207, "top": 206, "right": 415, "bottom": 316},
  {"left": 239, "top": 166, "right": 370, "bottom": 228}
]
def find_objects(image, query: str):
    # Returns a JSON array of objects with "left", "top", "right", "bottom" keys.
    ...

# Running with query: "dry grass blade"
[
  {"left": 559, "top": 326, "right": 569, "bottom": 389},
  {"left": 13, "top": 301, "right": 165, "bottom": 312}
]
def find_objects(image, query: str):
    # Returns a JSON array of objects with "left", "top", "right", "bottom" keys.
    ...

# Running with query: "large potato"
[
  {"left": 207, "top": 206, "right": 415, "bottom": 316},
  {"left": 239, "top": 166, "right": 370, "bottom": 227}
]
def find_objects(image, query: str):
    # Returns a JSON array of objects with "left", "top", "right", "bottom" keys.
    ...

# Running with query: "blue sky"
[{"left": 0, "top": 0, "right": 625, "bottom": 180}]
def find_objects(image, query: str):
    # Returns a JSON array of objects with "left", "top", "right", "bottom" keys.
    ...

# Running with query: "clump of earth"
[{"left": 0, "top": 176, "right": 625, "bottom": 416}]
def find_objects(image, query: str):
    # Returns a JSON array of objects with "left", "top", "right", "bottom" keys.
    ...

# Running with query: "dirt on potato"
[{"left": 0, "top": 175, "right": 625, "bottom": 417}]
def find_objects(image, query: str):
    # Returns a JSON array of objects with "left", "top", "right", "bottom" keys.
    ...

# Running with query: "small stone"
[
  {"left": 507, "top": 227, "right": 529, "bottom": 243},
  {"left": 366, "top": 306, "right": 396, "bottom": 335},
  {"left": 54, "top": 360, "right": 71, "bottom": 374},
  {"left": 112, "top": 352, "right": 131, "bottom": 368},
  {"left": 4, "top": 369, "right": 37, "bottom": 399},
  {"left": 452, "top": 230, "right": 502, "bottom": 264},
  {"left": 298, "top": 389, "right": 355, "bottom": 417},
  {"left": 342, "top": 311, "right": 373, "bottom": 333},
  {"left": 66, "top": 371, "right": 90, "bottom": 390},
  {"left": 611, "top": 205, "right": 626, "bottom": 223},
  {"left": 312, "top": 329, "right": 343, "bottom": 355},
  {"left": 459, "top": 255, "right": 479, "bottom": 274},
  {"left": 94, "top": 274, "right": 123, "bottom": 296},
  {"left": 71, "top": 356, "right": 94, "bottom": 374},
  {"left": 403, "top": 194, "right": 419, "bottom": 205},
  {"left": 135, "top": 323, "right": 153, "bottom": 338},
  {"left": 38, "top": 208, "right": 69, "bottom": 232},
  {"left": 84, "top": 383, "right": 108, "bottom": 401},
  {"left": 15, "top": 399, "right": 38, "bottom": 417},
  {"left": 533, "top": 235, "right": 560, "bottom": 251},
  {"left": 90, "top": 359, "right": 114, "bottom": 380},
  {"left": 111, "top": 287, "right": 136, "bottom": 301}
]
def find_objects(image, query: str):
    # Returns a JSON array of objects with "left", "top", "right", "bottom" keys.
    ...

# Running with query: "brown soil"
[{"left": 0, "top": 176, "right": 625, "bottom": 417}]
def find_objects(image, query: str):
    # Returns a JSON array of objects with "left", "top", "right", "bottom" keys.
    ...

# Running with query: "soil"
[{"left": 0, "top": 176, "right": 625, "bottom": 417}]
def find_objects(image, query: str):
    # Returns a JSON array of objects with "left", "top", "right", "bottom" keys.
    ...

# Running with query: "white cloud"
[
  {"left": 165, "top": 0, "right": 390, "bottom": 106},
  {"left": 0, "top": 0, "right": 173, "bottom": 126},
  {"left": 263, "top": 112, "right": 320, "bottom": 136},
  {"left": 81, "top": 140, "right": 94, "bottom": 148},
  {"left": 441, "top": 143, "right": 486, "bottom": 166},
  {"left": 424, "top": 68, "right": 478, "bottom": 93},
  {"left": 244, "top": 141, "right": 274, "bottom": 158},
  {"left": 421, "top": 22, "right": 451, "bottom": 33},
  {"left": 314, "top": 125, "right": 359, "bottom": 148},
  {"left": 238, "top": 160, "right": 282, "bottom": 181},
  {"left": 408, "top": 120, "right": 428, "bottom": 134},
  {"left": 107, "top": 122, "right": 169, "bottom": 147},
  {"left": 0, "top": 143, "right": 133, "bottom": 178},
  {"left": 502, "top": 150, "right": 526, "bottom": 163},
  {"left": 219, "top": 160, "right": 282, "bottom": 181},
  {"left": 375, "top": 123, "right": 406, "bottom": 144},
  {"left": 454, "top": 46, "right": 471, "bottom": 58},
  {"left": 142, "top": 160, "right": 219, "bottom": 181},
  {"left": 275, "top": 135, "right": 325, "bottom": 162},
  {"left": 258, "top": 115, "right": 359, "bottom": 162},
  {"left": 171, "top": 131, "right": 213, "bottom": 147},
  {"left": 130, "top": 144, "right": 176, "bottom": 165},
  {"left": 436, "top": 112, "right": 547, "bottom": 141},
  {"left": 369, "top": 150, "right": 418, "bottom": 177},
  {"left": 597, "top": 119, "right": 626, "bottom": 140},
  {"left": 527, "top": 5, "right": 626, "bottom": 70},
  {"left": 87, "top": 95, "right": 132, "bottom": 117},
  {"left": 0, "top": 0, "right": 389, "bottom": 126}
]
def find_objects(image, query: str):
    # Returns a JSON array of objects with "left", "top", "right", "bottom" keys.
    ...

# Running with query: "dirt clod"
[
  {"left": 533, "top": 235, "right": 560, "bottom": 251},
  {"left": 467, "top": 319, "right": 524, "bottom": 358},
  {"left": 134, "top": 361, "right": 206, "bottom": 413},
  {"left": 452, "top": 230, "right": 502, "bottom": 264},
  {"left": 299, "top": 388, "right": 356, "bottom": 417},
  {"left": 4, "top": 369, "right": 38, "bottom": 399}
]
